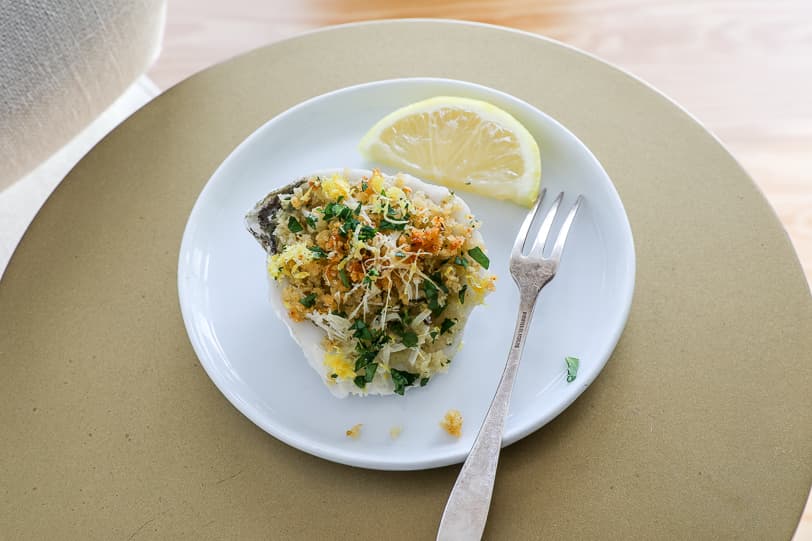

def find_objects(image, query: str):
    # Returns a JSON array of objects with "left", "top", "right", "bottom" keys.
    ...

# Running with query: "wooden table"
[{"left": 146, "top": 3, "right": 811, "bottom": 537}]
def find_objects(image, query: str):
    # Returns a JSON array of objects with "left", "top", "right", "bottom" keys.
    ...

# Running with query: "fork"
[{"left": 436, "top": 190, "right": 584, "bottom": 541}]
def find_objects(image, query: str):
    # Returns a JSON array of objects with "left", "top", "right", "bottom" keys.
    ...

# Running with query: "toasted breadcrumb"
[
  {"left": 345, "top": 423, "right": 362, "bottom": 439},
  {"left": 389, "top": 426, "right": 402, "bottom": 439},
  {"left": 440, "top": 409, "right": 463, "bottom": 437}
]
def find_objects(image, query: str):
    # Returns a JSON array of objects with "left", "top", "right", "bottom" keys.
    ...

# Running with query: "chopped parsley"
[
  {"left": 420, "top": 377, "right": 430, "bottom": 387},
  {"left": 459, "top": 285, "right": 468, "bottom": 304},
  {"left": 401, "top": 330, "right": 418, "bottom": 348},
  {"left": 363, "top": 361, "right": 378, "bottom": 383},
  {"left": 363, "top": 268, "right": 380, "bottom": 285},
  {"left": 338, "top": 268, "right": 350, "bottom": 288},
  {"left": 299, "top": 293, "right": 317, "bottom": 308},
  {"left": 390, "top": 369, "right": 419, "bottom": 395},
  {"left": 308, "top": 245, "right": 327, "bottom": 259},
  {"left": 361, "top": 181, "right": 368, "bottom": 191},
  {"left": 429, "top": 330, "right": 439, "bottom": 341},
  {"left": 565, "top": 356, "right": 580, "bottom": 382},
  {"left": 454, "top": 255, "right": 468, "bottom": 268},
  {"left": 429, "top": 272, "right": 449, "bottom": 294},
  {"left": 305, "top": 215, "right": 317, "bottom": 228},
  {"left": 379, "top": 206, "right": 409, "bottom": 231},
  {"left": 287, "top": 216, "right": 303, "bottom": 233},
  {"left": 350, "top": 319, "right": 373, "bottom": 342},
  {"left": 379, "top": 219, "right": 407, "bottom": 231},
  {"left": 467, "top": 246, "right": 490, "bottom": 269},
  {"left": 422, "top": 279, "right": 444, "bottom": 315},
  {"left": 440, "top": 318, "right": 456, "bottom": 335},
  {"left": 358, "top": 225, "right": 377, "bottom": 240},
  {"left": 323, "top": 202, "right": 351, "bottom": 221},
  {"left": 339, "top": 216, "right": 360, "bottom": 237},
  {"left": 349, "top": 319, "right": 392, "bottom": 389},
  {"left": 354, "top": 350, "right": 377, "bottom": 371}
]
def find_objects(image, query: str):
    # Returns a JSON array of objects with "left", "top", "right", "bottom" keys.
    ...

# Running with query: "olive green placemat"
[{"left": 1, "top": 20, "right": 810, "bottom": 540}]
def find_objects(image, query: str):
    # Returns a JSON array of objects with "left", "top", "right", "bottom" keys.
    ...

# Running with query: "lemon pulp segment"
[{"left": 359, "top": 96, "right": 541, "bottom": 207}]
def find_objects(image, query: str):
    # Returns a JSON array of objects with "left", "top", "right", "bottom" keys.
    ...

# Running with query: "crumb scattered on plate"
[
  {"left": 440, "top": 409, "right": 463, "bottom": 437},
  {"left": 389, "top": 426, "right": 402, "bottom": 439},
  {"left": 345, "top": 423, "right": 362, "bottom": 439}
]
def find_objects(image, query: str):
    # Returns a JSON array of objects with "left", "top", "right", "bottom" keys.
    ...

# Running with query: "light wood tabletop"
[{"left": 148, "top": 1, "right": 812, "bottom": 538}]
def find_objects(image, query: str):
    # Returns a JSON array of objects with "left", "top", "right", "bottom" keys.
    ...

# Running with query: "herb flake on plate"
[{"left": 565, "top": 356, "right": 579, "bottom": 382}]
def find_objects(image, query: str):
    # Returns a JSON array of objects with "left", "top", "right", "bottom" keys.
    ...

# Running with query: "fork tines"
[{"left": 512, "top": 189, "right": 584, "bottom": 263}]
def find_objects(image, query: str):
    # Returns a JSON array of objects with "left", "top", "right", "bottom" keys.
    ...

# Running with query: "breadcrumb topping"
[
  {"left": 345, "top": 424, "right": 362, "bottom": 439},
  {"left": 267, "top": 170, "right": 495, "bottom": 396},
  {"left": 440, "top": 409, "right": 463, "bottom": 437}
]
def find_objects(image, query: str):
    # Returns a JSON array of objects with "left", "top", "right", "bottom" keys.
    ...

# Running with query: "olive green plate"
[{"left": 1, "top": 20, "right": 809, "bottom": 540}]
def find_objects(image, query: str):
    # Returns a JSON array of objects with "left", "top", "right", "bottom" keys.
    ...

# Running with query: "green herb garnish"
[
  {"left": 390, "top": 369, "right": 419, "bottom": 395},
  {"left": 401, "top": 330, "right": 418, "bottom": 348},
  {"left": 440, "top": 319, "right": 456, "bottom": 335},
  {"left": 354, "top": 202, "right": 362, "bottom": 215},
  {"left": 459, "top": 285, "right": 467, "bottom": 304},
  {"left": 429, "top": 272, "right": 448, "bottom": 294},
  {"left": 338, "top": 268, "right": 350, "bottom": 288},
  {"left": 354, "top": 375, "right": 367, "bottom": 389},
  {"left": 350, "top": 319, "right": 373, "bottom": 342},
  {"left": 308, "top": 245, "right": 327, "bottom": 259},
  {"left": 339, "top": 216, "right": 360, "bottom": 237},
  {"left": 287, "top": 216, "right": 303, "bottom": 233},
  {"left": 299, "top": 293, "right": 317, "bottom": 308},
  {"left": 361, "top": 181, "right": 368, "bottom": 191},
  {"left": 363, "top": 362, "right": 378, "bottom": 383},
  {"left": 454, "top": 255, "right": 468, "bottom": 268},
  {"left": 378, "top": 206, "right": 409, "bottom": 231},
  {"left": 379, "top": 219, "right": 406, "bottom": 231},
  {"left": 358, "top": 225, "right": 377, "bottom": 241},
  {"left": 354, "top": 350, "right": 378, "bottom": 371},
  {"left": 420, "top": 377, "right": 430, "bottom": 387},
  {"left": 305, "top": 215, "right": 317, "bottom": 228},
  {"left": 363, "top": 268, "right": 380, "bottom": 285},
  {"left": 423, "top": 279, "right": 445, "bottom": 316},
  {"left": 565, "top": 356, "right": 580, "bottom": 383},
  {"left": 323, "top": 202, "right": 351, "bottom": 221},
  {"left": 467, "top": 246, "right": 490, "bottom": 269}
]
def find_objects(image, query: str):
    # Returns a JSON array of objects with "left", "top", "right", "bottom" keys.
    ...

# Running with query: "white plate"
[{"left": 178, "top": 78, "right": 635, "bottom": 470}]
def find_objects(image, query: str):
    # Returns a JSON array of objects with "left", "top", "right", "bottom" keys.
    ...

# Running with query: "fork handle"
[{"left": 436, "top": 291, "right": 540, "bottom": 541}]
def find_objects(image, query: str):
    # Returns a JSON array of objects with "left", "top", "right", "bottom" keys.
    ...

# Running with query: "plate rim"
[{"left": 177, "top": 76, "right": 636, "bottom": 470}]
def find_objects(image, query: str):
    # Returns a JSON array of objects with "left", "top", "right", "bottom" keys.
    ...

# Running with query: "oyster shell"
[{"left": 246, "top": 168, "right": 493, "bottom": 397}]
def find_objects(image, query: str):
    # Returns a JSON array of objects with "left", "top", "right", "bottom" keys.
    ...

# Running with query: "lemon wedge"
[{"left": 359, "top": 96, "right": 541, "bottom": 207}]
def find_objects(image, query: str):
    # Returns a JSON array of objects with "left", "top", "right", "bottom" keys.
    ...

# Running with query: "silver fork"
[{"left": 436, "top": 190, "right": 584, "bottom": 541}]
